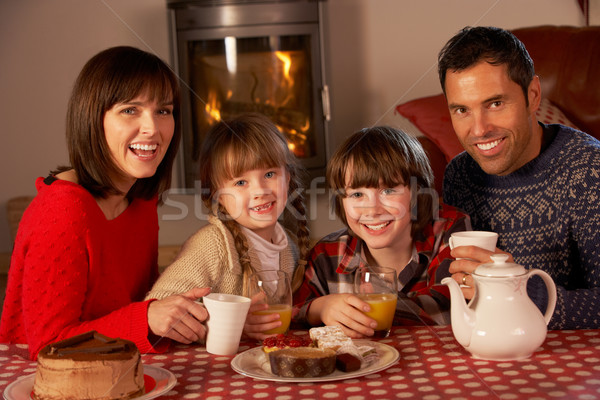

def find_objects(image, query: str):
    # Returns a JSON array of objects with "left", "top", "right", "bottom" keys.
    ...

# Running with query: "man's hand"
[{"left": 449, "top": 246, "right": 513, "bottom": 298}]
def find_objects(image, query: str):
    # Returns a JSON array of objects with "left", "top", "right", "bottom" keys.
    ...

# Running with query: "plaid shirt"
[{"left": 293, "top": 203, "right": 470, "bottom": 326}]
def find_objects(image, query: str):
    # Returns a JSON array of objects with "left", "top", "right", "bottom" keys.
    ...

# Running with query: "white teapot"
[{"left": 441, "top": 254, "right": 557, "bottom": 361}]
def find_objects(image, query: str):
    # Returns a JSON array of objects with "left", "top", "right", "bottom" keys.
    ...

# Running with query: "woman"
[{"left": 0, "top": 46, "right": 209, "bottom": 360}]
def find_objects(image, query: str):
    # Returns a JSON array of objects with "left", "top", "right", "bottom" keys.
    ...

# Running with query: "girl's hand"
[
  {"left": 242, "top": 302, "right": 282, "bottom": 340},
  {"left": 242, "top": 293, "right": 282, "bottom": 340},
  {"left": 309, "top": 294, "right": 377, "bottom": 339},
  {"left": 147, "top": 287, "right": 211, "bottom": 344},
  {"left": 449, "top": 247, "right": 513, "bottom": 299}
]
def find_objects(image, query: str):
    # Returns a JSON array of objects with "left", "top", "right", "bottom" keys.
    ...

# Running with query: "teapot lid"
[{"left": 474, "top": 254, "right": 527, "bottom": 277}]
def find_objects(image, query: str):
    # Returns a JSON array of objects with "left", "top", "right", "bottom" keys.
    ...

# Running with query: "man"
[{"left": 438, "top": 26, "right": 600, "bottom": 329}]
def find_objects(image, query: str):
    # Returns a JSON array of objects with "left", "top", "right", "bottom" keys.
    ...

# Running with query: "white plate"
[
  {"left": 231, "top": 340, "right": 400, "bottom": 382},
  {"left": 3, "top": 364, "right": 176, "bottom": 400}
]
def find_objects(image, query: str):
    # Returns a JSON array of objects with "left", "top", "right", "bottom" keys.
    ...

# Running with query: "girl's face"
[
  {"left": 103, "top": 93, "right": 174, "bottom": 191},
  {"left": 216, "top": 166, "right": 290, "bottom": 241},
  {"left": 342, "top": 176, "right": 413, "bottom": 253}
]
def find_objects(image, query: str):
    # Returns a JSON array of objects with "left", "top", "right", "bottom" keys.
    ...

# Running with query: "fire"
[
  {"left": 200, "top": 50, "right": 312, "bottom": 158},
  {"left": 275, "top": 51, "right": 293, "bottom": 85},
  {"left": 204, "top": 90, "right": 222, "bottom": 123}
]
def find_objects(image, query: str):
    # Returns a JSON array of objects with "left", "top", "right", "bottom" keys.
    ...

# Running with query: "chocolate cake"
[
  {"left": 269, "top": 347, "right": 336, "bottom": 378},
  {"left": 32, "top": 331, "right": 144, "bottom": 400}
]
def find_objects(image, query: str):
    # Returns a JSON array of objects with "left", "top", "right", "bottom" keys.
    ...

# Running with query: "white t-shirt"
[{"left": 241, "top": 222, "right": 288, "bottom": 280}]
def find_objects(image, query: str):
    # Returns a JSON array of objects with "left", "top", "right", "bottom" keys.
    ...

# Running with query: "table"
[{"left": 1, "top": 326, "right": 599, "bottom": 400}]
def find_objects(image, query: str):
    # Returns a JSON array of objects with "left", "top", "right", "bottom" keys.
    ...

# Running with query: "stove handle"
[{"left": 321, "top": 85, "right": 331, "bottom": 121}]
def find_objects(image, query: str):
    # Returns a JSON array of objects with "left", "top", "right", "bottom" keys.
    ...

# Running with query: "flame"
[
  {"left": 275, "top": 51, "right": 295, "bottom": 106},
  {"left": 205, "top": 90, "right": 221, "bottom": 123},
  {"left": 275, "top": 51, "right": 293, "bottom": 85},
  {"left": 200, "top": 50, "right": 313, "bottom": 158}
]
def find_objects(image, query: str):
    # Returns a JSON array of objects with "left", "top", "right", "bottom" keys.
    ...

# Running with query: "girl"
[
  {"left": 146, "top": 113, "right": 310, "bottom": 339},
  {"left": 293, "top": 126, "right": 471, "bottom": 338}
]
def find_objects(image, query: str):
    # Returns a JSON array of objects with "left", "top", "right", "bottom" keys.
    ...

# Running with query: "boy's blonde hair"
[
  {"left": 198, "top": 113, "right": 309, "bottom": 290},
  {"left": 326, "top": 126, "right": 435, "bottom": 239}
]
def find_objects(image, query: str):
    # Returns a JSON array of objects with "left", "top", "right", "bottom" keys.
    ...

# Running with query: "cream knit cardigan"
[{"left": 145, "top": 215, "right": 298, "bottom": 300}]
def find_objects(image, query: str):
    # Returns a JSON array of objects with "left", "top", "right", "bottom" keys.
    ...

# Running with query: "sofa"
[{"left": 395, "top": 25, "right": 600, "bottom": 195}]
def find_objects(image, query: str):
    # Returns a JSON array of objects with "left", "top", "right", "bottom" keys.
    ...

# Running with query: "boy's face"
[{"left": 342, "top": 178, "right": 413, "bottom": 253}]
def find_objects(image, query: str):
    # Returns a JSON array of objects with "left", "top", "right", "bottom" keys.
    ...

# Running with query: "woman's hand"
[
  {"left": 147, "top": 287, "right": 211, "bottom": 344},
  {"left": 449, "top": 246, "right": 513, "bottom": 299},
  {"left": 308, "top": 294, "right": 377, "bottom": 339}
]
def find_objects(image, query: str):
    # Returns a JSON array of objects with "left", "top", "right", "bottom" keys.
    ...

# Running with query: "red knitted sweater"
[{"left": 0, "top": 177, "right": 168, "bottom": 359}]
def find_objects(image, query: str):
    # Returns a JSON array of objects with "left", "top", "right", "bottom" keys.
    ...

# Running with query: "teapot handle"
[{"left": 529, "top": 269, "right": 557, "bottom": 325}]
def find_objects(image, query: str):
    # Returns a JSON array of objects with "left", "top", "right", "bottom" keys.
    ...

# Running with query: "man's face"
[{"left": 444, "top": 61, "right": 542, "bottom": 176}]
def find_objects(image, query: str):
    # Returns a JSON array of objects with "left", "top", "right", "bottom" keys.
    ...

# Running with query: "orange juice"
[
  {"left": 252, "top": 304, "right": 292, "bottom": 334},
  {"left": 357, "top": 293, "right": 397, "bottom": 337}
]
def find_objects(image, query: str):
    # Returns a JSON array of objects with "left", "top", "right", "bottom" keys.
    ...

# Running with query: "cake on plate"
[
  {"left": 309, "top": 326, "right": 378, "bottom": 372},
  {"left": 32, "top": 331, "right": 144, "bottom": 400},
  {"left": 262, "top": 334, "right": 312, "bottom": 353},
  {"left": 269, "top": 347, "right": 336, "bottom": 377}
]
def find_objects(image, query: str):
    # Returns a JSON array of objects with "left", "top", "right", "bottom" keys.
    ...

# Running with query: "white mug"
[
  {"left": 449, "top": 231, "right": 498, "bottom": 254},
  {"left": 202, "top": 293, "right": 251, "bottom": 356}
]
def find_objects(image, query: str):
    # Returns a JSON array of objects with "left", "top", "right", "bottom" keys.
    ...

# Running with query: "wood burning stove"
[{"left": 167, "top": 0, "right": 329, "bottom": 188}]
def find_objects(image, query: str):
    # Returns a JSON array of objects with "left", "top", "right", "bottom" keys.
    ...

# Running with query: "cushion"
[
  {"left": 536, "top": 97, "right": 579, "bottom": 128},
  {"left": 394, "top": 94, "right": 461, "bottom": 162},
  {"left": 395, "top": 94, "right": 579, "bottom": 162}
]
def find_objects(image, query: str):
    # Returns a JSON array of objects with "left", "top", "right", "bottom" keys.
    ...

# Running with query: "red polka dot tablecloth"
[{"left": 1, "top": 326, "right": 599, "bottom": 400}]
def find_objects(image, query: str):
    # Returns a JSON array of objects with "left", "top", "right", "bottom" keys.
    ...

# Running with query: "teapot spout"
[{"left": 441, "top": 277, "right": 476, "bottom": 348}]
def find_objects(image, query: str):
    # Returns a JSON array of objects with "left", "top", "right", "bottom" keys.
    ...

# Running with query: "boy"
[{"left": 293, "top": 126, "right": 470, "bottom": 337}]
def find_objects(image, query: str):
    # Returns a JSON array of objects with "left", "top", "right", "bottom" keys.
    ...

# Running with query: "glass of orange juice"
[
  {"left": 247, "top": 270, "right": 292, "bottom": 335},
  {"left": 354, "top": 266, "right": 398, "bottom": 338}
]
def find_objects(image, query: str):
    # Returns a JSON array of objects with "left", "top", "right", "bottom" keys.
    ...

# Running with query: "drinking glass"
[
  {"left": 354, "top": 265, "right": 398, "bottom": 338},
  {"left": 247, "top": 270, "right": 292, "bottom": 335}
]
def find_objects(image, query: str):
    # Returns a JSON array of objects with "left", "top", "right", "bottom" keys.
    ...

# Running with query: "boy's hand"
[{"left": 311, "top": 294, "right": 378, "bottom": 338}]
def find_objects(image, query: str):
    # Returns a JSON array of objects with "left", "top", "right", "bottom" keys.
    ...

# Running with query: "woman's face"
[{"left": 103, "top": 93, "right": 174, "bottom": 190}]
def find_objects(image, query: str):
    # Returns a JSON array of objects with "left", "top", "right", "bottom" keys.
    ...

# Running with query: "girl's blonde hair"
[{"left": 198, "top": 113, "right": 309, "bottom": 290}]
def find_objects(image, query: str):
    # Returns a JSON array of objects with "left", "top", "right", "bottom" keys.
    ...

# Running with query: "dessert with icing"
[
  {"left": 263, "top": 326, "right": 379, "bottom": 377},
  {"left": 309, "top": 326, "right": 378, "bottom": 372},
  {"left": 32, "top": 331, "right": 144, "bottom": 400}
]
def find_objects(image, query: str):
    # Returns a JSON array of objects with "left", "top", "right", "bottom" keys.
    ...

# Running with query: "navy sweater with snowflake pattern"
[{"left": 443, "top": 123, "right": 600, "bottom": 329}]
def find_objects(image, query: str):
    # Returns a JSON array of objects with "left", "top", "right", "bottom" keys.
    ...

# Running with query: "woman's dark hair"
[
  {"left": 56, "top": 46, "right": 181, "bottom": 200},
  {"left": 327, "top": 126, "right": 435, "bottom": 239},
  {"left": 438, "top": 26, "right": 535, "bottom": 104},
  {"left": 198, "top": 113, "right": 310, "bottom": 290}
]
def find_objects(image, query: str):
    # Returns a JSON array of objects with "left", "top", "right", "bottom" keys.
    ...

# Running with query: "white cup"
[
  {"left": 202, "top": 293, "right": 251, "bottom": 355},
  {"left": 449, "top": 231, "right": 498, "bottom": 254}
]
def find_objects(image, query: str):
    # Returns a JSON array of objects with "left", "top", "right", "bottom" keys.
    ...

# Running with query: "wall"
[
  {"left": 0, "top": 0, "right": 172, "bottom": 254},
  {"left": 324, "top": 0, "right": 584, "bottom": 153},
  {"left": 0, "top": 0, "right": 584, "bottom": 255}
]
